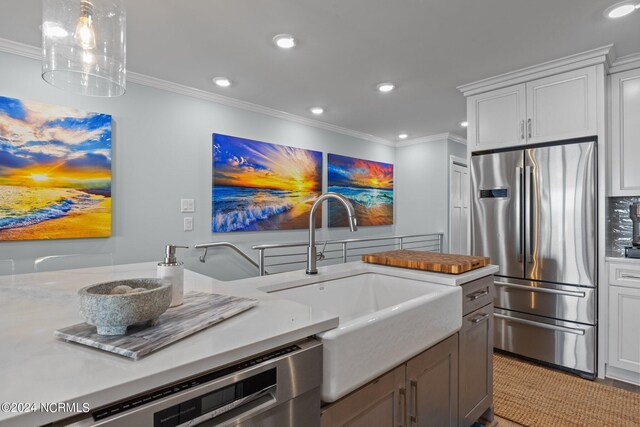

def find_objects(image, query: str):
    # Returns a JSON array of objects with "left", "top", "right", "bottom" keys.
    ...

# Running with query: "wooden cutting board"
[{"left": 362, "top": 250, "right": 490, "bottom": 274}]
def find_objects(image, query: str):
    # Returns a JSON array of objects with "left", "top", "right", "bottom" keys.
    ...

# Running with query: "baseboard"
[{"left": 606, "top": 365, "right": 640, "bottom": 386}]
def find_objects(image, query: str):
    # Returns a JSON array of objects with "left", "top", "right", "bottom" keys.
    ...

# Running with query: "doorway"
[{"left": 449, "top": 156, "right": 470, "bottom": 254}]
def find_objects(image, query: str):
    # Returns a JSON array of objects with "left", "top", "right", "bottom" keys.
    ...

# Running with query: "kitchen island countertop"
[{"left": 0, "top": 260, "right": 497, "bottom": 426}]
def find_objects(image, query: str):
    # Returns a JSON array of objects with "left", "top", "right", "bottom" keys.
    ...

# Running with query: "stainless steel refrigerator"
[{"left": 470, "top": 139, "right": 597, "bottom": 378}]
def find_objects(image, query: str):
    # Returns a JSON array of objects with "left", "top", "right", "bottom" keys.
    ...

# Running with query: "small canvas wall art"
[
  {"left": 328, "top": 153, "right": 394, "bottom": 227},
  {"left": 0, "top": 96, "right": 112, "bottom": 241},
  {"left": 212, "top": 134, "right": 322, "bottom": 232}
]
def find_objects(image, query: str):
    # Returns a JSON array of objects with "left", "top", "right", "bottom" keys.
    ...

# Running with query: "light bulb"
[{"left": 74, "top": 1, "right": 96, "bottom": 50}]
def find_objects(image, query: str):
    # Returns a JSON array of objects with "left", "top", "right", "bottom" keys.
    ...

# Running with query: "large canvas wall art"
[
  {"left": 328, "top": 153, "right": 394, "bottom": 227},
  {"left": 0, "top": 96, "right": 112, "bottom": 241},
  {"left": 212, "top": 134, "right": 322, "bottom": 232}
]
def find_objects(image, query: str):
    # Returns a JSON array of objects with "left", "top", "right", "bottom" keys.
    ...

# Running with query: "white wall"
[
  {"left": 0, "top": 52, "right": 397, "bottom": 279},
  {"left": 395, "top": 136, "right": 467, "bottom": 251}
]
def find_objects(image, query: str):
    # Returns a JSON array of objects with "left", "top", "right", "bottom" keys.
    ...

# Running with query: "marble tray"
[{"left": 54, "top": 292, "right": 258, "bottom": 360}]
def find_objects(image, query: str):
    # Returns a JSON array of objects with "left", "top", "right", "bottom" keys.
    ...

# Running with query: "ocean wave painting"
[
  {"left": 0, "top": 96, "right": 111, "bottom": 241},
  {"left": 328, "top": 154, "right": 394, "bottom": 227},
  {"left": 212, "top": 134, "right": 322, "bottom": 232}
]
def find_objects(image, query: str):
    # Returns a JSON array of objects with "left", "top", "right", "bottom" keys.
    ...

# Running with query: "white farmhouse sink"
[{"left": 268, "top": 272, "right": 461, "bottom": 402}]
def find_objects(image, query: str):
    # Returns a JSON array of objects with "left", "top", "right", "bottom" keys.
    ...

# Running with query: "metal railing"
[
  {"left": 194, "top": 241, "right": 265, "bottom": 274},
  {"left": 252, "top": 233, "right": 443, "bottom": 276}
]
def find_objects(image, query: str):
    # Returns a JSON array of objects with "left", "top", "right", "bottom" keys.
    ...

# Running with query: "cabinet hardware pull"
[
  {"left": 467, "top": 288, "right": 489, "bottom": 300},
  {"left": 410, "top": 380, "right": 418, "bottom": 424},
  {"left": 520, "top": 120, "right": 525, "bottom": 140},
  {"left": 471, "top": 312, "right": 490, "bottom": 323},
  {"left": 620, "top": 273, "right": 640, "bottom": 280},
  {"left": 398, "top": 387, "right": 406, "bottom": 427},
  {"left": 494, "top": 281, "right": 586, "bottom": 297},
  {"left": 495, "top": 313, "right": 586, "bottom": 335},
  {"left": 527, "top": 118, "right": 532, "bottom": 139}
]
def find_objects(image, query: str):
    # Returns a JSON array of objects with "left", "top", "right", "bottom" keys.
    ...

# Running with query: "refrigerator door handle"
[
  {"left": 525, "top": 165, "right": 533, "bottom": 263},
  {"left": 516, "top": 167, "right": 523, "bottom": 262}
]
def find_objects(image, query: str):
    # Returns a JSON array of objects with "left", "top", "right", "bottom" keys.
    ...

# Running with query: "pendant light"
[{"left": 42, "top": 0, "right": 126, "bottom": 97}]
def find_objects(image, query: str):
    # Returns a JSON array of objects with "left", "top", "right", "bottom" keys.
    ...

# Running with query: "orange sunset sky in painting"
[
  {"left": 213, "top": 134, "right": 322, "bottom": 191},
  {"left": 0, "top": 96, "right": 111, "bottom": 190}
]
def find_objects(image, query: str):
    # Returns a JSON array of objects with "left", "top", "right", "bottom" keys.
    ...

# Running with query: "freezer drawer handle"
[
  {"left": 470, "top": 313, "right": 490, "bottom": 324},
  {"left": 494, "top": 281, "right": 586, "bottom": 297},
  {"left": 620, "top": 273, "right": 640, "bottom": 280},
  {"left": 467, "top": 288, "right": 490, "bottom": 300},
  {"left": 494, "top": 313, "right": 586, "bottom": 335}
]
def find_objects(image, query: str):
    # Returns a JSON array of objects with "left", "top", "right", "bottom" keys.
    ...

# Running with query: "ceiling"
[{"left": 0, "top": 0, "right": 639, "bottom": 144}]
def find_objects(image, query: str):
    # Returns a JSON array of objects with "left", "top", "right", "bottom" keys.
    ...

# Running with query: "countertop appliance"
[
  {"left": 61, "top": 339, "right": 322, "bottom": 426},
  {"left": 471, "top": 138, "right": 597, "bottom": 378},
  {"left": 626, "top": 203, "right": 640, "bottom": 258}
]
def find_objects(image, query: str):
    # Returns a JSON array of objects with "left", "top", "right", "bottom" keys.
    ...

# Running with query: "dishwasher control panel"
[{"left": 92, "top": 345, "right": 299, "bottom": 424}]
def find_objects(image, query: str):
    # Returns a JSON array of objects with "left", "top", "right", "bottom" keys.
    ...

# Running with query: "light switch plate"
[
  {"left": 183, "top": 217, "right": 193, "bottom": 231},
  {"left": 181, "top": 199, "right": 195, "bottom": 213}
]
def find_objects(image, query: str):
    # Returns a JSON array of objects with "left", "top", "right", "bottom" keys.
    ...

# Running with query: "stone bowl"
[{"left": 78, "top": 278, "right": 172, "bottom": 336}]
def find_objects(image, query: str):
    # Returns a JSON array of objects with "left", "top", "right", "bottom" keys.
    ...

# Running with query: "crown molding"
[
  {"left": 0, "top": 37, "right": 41, "bottom": 60},
  {"left": 457, "top": 45, "right": 614, "bottom": 97},
  {"left": 396, "top": 132, "right": 467, "bottom": 148},
  {"left": 0, "top": 37, "right": 395, "bottom": 147},
  {"left": 609, "top": 52, "right": 640, "bottom": 75}
]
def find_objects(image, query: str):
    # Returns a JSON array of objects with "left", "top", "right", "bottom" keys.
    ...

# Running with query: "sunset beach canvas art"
[
  {"left": 328, "top": 154, "right": 393, "bottom": 227},
  {"left": 212, "top": 134, "right": 322, "bottom": 232},
  {"left": 0, "top": 96, "right": 111, "bottom": 241}
]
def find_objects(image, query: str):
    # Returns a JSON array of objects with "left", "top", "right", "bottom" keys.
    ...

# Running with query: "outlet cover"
[{"left": 184, "top": 217, "right": 193, "bottom": 231}]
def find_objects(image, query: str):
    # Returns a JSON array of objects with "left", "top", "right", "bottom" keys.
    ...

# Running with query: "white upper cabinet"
[
  {"left": 467, "top": 84, "right": 526, "bottom": 151},
  {"left": 465, "top": 66, "right": 599, "bottom": 152},
  {"left": 526, "top": 67, "right": 597, "bottom": 144},
  {"left": 610, "top": 68, "right": 640, "bottom": 196}
]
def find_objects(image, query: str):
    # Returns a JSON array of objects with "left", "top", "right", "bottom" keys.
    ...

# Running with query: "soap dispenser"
[{"left": 158, "top": 244, "right": 188, "bottom": 307}]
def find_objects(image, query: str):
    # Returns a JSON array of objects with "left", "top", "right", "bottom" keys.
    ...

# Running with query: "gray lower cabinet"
[
  {"left": 406, "top": 334, "right": 459, "bottom": 427},
  {"left": 321, "top": 334, "right": 459, "bottom": 427},
  {"left": 320, "top": 365, "right": 405, "bottom": 427},
  {"left": 459, "top": 275, "right": 495, "bottom": 427}
]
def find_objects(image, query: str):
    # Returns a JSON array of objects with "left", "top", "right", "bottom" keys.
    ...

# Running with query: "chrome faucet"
[{"left": 306, "top": 192, "right": 358, "bottom": 274}]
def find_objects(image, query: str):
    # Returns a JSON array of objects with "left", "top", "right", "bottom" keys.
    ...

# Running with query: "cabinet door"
[
  {"left": 406, "top": 334, "right": 459, "bottom": 427},
  {"left": 467, "top": 84, "right": 526, "bottom": 151},
  {"left": 320, "top": 365, "right": 406, "bottom": 427},
  {"left": 459, "top": 304, "right": 493, "bottom": 427},
  {"left": 608, "top": 285, "right": 640, "bottom": 374},
  {"left": 526, "top": 67, "right": 597, "bottom": 144},
  {"left": 610, "top": 69, "right": 640, "bottom": 196}
]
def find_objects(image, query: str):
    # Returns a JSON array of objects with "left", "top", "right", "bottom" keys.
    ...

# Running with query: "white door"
[{"left": 450, "top": 159, "right": 470, "bottom": 255}]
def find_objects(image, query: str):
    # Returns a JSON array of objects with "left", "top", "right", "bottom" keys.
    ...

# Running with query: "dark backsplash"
[{"left": 607, "top": 197, "right": 640, "bottom": 256}]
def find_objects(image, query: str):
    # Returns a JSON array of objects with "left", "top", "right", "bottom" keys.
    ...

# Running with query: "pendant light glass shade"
[{"left": 42, "top": 0, "right": 126, "bottom": 97}]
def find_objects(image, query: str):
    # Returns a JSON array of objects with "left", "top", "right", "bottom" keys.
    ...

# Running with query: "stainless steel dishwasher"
[{"left": 61, "top": 339, "right": 322, "bottom": 426}]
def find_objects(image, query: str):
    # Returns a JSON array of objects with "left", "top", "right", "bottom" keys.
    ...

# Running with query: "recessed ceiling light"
[
  {"left": 273, "top": 34, "right": 297, "bottom": 49},
  {"left": 310, "top": 107, "right": 324, "bottom": 115},
  {"left": 460, "top": 121, "right": 469, "bottom": 127},
  {"left": 604, "top": 2, "right": 640, "bottom": 18},
  {"left": 213, "top": 77, "right": 232, "bottom": 87},
  {"left": 376, "top": 82, "right": 396, "bottom": 93},
  {"left": 398, "top": 133, "right": 408, "bottom": 140}
]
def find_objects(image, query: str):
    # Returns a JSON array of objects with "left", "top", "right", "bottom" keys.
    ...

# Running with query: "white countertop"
[
  {"left": 605, "top": 255, "right": 640, "bottom": 264},
  {"left": 0, "top": 260, "right": 497, "bottom": 426}
]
